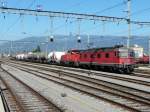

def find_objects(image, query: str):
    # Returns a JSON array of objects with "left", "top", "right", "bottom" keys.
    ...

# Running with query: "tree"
[{"left": 32, "top": 45, "right": 41, "bottom": 52}]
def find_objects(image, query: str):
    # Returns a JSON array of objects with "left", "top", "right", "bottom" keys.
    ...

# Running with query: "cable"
[
  {"left": 53, "top": 0, "right": 127, "bottom": 34},
  {"left": 64, "top": 1, "right": 85, "bottom": 12},
  {"left": 6, "top": 15, "right": 21, "bottom": 32},
  {"left": 131, "top": 7, "right": 150, "bottom": 16},
  {"left": 93, "top": 1, "right": 126, "bottom": 14},
  {"left": 27, "top": 0, "right": 36, "bottom": 9},
  {"left": 2, "top": 0, "right": 36, "bottom": 37}
]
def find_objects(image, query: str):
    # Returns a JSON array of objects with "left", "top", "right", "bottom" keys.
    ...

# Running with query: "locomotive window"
[
  {"left": 105, "top": 53, "right": 109, "bottom": 58},
  {"left": 130, "top": 51, "right": 135, "bottom": 57},
  {"left": 97, "top": 54, "right": 101, "bottom": 58},
  {"left": 114, "top": 52, "right": 117, "bottom": 56},
  {"left": 119, "top": 52, "right": 128, "bottom": 57},
  {"left": 91, "top": 54, "right": 95, "bottom": 58},
  {"left": 80, "top": 54, "right": 82, "bottom": 58},
  {"left": 84, "top": 54, "right": 87, "bottom": 58}
]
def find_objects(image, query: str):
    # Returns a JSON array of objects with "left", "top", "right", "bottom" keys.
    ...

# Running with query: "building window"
[{"left": 105, "top": 53, "right": 109, "bottom": 58}]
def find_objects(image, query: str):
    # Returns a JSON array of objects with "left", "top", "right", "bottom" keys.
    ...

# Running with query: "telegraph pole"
[
  {"left": 45, "top": 42, "right": 48, "bottom": 59},
  {"left": 9, "top": 40, "right": 12, "bottom": 56},
  {"left": 87, "top": 34, "right": 90, "bottom": 48},
  {"left": 87, "top": 34, "right": 89, "bottom": 48},
  {"left": 77, "top": 19, "right": 81, "bottom": 49},
  {"left": 127, "top": 0, "right": 131, "bottom": 48}
]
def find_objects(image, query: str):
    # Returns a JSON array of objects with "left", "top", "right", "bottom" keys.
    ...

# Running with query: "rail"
[
  {"left": 4, "top": 62, "right": 150, "bottom": 112},
  {"left": 0, "top": 88, "right": 10, "bottom": 112}
]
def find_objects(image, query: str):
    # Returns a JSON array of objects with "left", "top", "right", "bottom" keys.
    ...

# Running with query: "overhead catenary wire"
[
  {"left": 64, "top": 1, "right": 85, "bottom": 12},
  {"left": 52, "top": 0, "right": 127, "bottom": 34},
  {"left": 40, "top": 0, "right": 150, "bottom": 37},
  {"left": 2, "top": 0, "right": 36, "bottom": 36},
  {"left": 27, "top": 0, "right": 36, "bottom": 9},
  {"left": 1, "top": 0, "right": 150, "bottom": 50},
  {"left": 93, "top": 1, "right": 127, "bottom": 14},
  {"left": 131, "top": 7, "right": 150, "bottom": 17},
  {"left": 0, "top": 0, "right": 37, "bottom": 54},
  {"left": 54, "top": 0, "right": 150, "bottom": 38}
]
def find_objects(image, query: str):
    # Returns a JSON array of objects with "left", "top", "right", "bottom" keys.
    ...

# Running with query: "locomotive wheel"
[
  {"left": 125, "top": 69, "right": 131, "bottom": 74},
  {"left": 118, "top": 69, "right": 124, "bottom": 74},
  {"left": 110, "top": 67, "right": 114, "bottom": 72},
  {"left": 74, "top": 62, "right": 79, "bottom": 67},
  {"left": 94, "top": 66, "right": 99, "bottom": 70},
  {"left": 124, "top": 67, "right": 132, "bottom": 74}
]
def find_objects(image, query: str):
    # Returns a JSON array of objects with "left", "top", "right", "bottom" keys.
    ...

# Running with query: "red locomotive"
[
  {"left": 61, "top": 50, "right": 80, "bottom": 67},
  {"left": 142, "top": 55, "right": 149, "bottom": 64},
  {"left": 60, "top": 45, "right": 135, "bottom": 73},
  {"left": 136, "top": 54, "right": 149, "bottom": 64}
]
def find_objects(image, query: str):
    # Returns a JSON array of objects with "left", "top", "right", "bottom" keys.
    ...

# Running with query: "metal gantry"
[
  {"left": 0, "top": 7, "right": 126, "bottom": 22},
  {"left": 1, "top": 4, "right": 150, "bottom": 51},
  {"left": 1, "top": 7, "right": 150, "bottom": 31}
]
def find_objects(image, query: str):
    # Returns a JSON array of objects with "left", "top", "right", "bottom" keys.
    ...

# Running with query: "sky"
[{"left": 0, "top": 0, "right": 150, "bottom": 40}]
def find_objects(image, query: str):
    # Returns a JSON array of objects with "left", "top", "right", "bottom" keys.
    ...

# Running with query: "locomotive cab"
[
  {"left": 60, "top": 49, "right": 80, "bottom": 67},
  {"left": 118, "top": 48, "right": 135, "bottom": 73}
]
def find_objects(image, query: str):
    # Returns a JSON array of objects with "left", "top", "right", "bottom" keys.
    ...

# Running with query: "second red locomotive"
[{"left": 60, "top": 45, "right": 135, "bottom": 74}]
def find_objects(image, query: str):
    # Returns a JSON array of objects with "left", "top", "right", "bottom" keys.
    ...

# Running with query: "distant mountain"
[{"left": 0, "top": 35, "right": 149, "bottom": 54}]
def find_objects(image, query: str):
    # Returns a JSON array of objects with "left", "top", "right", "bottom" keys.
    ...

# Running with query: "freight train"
[{"left": 15, "top": 45, "right": 135, "bottom": 74}]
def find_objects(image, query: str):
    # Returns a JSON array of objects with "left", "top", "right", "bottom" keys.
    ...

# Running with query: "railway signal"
[
  {"left": 36, "top": 5, "right": 42, "bottom": 11},
  {"left": 49, "top": 16, "right": 54, "bottom": 42},
  {"left": 77, "top": 18, "right": 81, "bottom": 49},
  {"left": 77, "top": 36, "right": 81, "bottom": 43},
  {"left": 50, "top": 35, "right": 54, "bottom": 42}
]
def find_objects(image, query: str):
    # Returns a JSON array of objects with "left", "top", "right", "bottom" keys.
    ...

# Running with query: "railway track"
[
  {"left": 6, "top": 60, "right": 150, "bottom": 87},
  {"left": 0, "top": 79, "right": 11, "bottom": 112},
  {"left": 0, "top": 65, "right": 63, "bottom": 112},
  {"left": 3, "top": 61, "right": 150, "bottom": 112},
  {"left": 4, "top": 59, "right": 150, "bottom": 79},
  {"left": 131, "top": 72, "right": 150, "bottom": 78},
  {"left": 0, "top": 68, "right": 23, "bottom": 112}
]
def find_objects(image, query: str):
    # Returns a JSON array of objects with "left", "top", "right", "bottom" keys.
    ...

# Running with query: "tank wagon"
[
  {"left": 16, "top": 52, "right": 47, "bottom": 63},
  {"left": 48, "top": 51, "right": 66, "bottom": 64},
  {"left": 16, "top": 54, "right": 27, "bottom": 60},
  {"left": 61, "top": 45, "right": 135, "bottom": 73}
]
